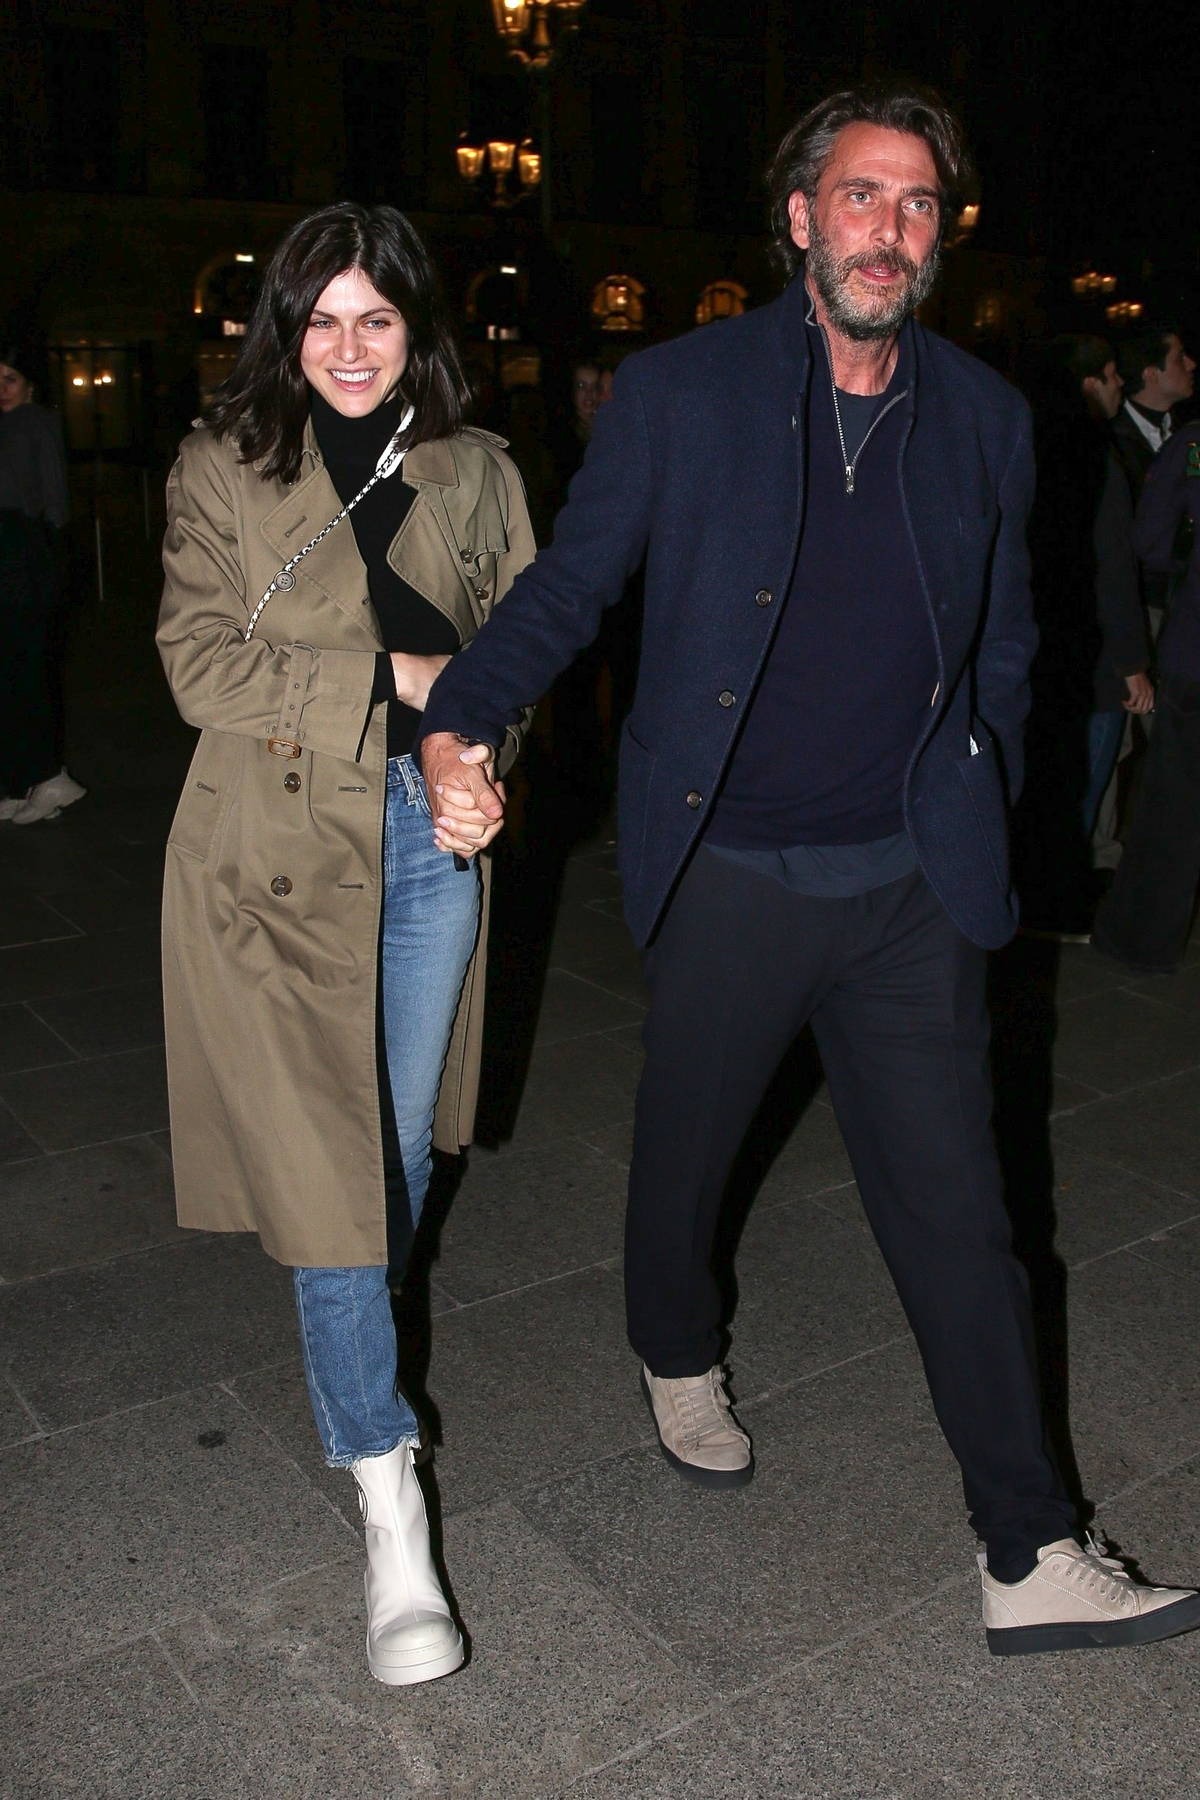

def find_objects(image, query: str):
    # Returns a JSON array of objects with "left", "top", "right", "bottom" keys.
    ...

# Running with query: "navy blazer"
[{"left": 423, "top": 275, "right": 1037, "bottom": 950}]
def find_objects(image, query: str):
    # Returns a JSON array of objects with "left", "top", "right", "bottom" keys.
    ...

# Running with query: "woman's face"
[
  {"left": 300, "top": 268, "right": 409, "bottom": 417},
  {"left": 0, "top": 364, "right": 33, "bottom": 413}
]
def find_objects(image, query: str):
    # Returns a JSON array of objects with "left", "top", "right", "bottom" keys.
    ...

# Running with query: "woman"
[
  {"left": 157, "top": 205, "right": 534, "bottom": 1685},
  {"left": 0, "top": 342, "right": 86, "bottom": 824}
]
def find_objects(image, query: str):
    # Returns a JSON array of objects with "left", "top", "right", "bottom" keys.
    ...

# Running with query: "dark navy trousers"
[{"left": 626, "top": 845, "right": 1076, "bottom": 1576}]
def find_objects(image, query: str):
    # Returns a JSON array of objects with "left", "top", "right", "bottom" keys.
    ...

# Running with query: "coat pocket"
[
  {"left": 168, "top": 732, "right": 239, "bottom": 863},
  {"left": 616, "top": 718, "right": 657, "bottom": 882},
  {"left": 955, "top": 734, "right": 1009, "bottom": 897}
]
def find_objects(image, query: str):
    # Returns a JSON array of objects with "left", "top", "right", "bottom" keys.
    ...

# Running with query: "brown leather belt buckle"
[{"left": 266, "top": 737, "right": 302, "bottom": 759}]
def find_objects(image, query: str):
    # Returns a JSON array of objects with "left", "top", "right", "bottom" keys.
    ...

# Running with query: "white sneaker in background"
[{"left": 8, "top": 769, "right": 87, "bottom": 825}]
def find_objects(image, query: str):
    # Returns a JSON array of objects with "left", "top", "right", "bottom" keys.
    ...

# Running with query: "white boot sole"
[{"left": 367, "top": 1630, "right": 464, "bottom": 1685}]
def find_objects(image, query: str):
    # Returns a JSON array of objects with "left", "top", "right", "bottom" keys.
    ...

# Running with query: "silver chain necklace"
[
  {"left": 828, "top": 380, "right": 858, "bottom": 497},
  {"left": 816, "top": 325, "right": 901, "bottom": 497},
  {"left": 243, "top": 403, "right": 415, "bottom": 642}
]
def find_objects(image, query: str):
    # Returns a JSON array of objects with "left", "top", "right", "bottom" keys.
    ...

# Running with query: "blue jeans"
[
  {"left": 294, "top": 756, "right": 480, "bottom": 1466},
  {"left": 1082, "top": 709, "right": 1127, "bottom": 840}
]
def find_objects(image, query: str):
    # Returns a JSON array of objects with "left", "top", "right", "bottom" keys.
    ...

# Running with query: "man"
[
  {"left": 1017, "top": 336, "right": 1152, "bottom": 935},
  {"left": 1111, "top": 327, "right": 1196, "bottom": 500},
  {"left": 1097, "top": 327, "right": 1195, "bottom": 864},
  {"left": 1111, "top": 326, "right": 1196, "bottom": 624},
  {"left": 1094, "top": 418, "right": 1200, "bottom": 972},
  {"left": 421, "top": 85, "right": 1200, "bottom": 1656}
]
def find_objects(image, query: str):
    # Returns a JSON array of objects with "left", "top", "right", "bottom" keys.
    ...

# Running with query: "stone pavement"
[{"left": 2, "top": 603, "right": 1200, "bottom": 1796}]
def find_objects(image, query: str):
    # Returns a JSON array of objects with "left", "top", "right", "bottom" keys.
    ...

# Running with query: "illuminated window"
[
  {"left": 695, "top": 281, "right": 748, "bottom": 326},
  {"left": 590, "top": 274, "right": 646, "bottom": 333}
]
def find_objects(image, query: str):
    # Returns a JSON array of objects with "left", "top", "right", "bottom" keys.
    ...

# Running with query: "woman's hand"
[
  {"left": 1122, "top": 672, "right": 1155, "bottom": 715},
  {"left": 389, "top": 652, "right": 452, "bottom": 711},
  {"left": 419, "top": 732, "right": 506, "bottom": 858}
]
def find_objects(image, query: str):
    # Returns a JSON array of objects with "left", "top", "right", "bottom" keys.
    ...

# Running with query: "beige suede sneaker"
[
  {"left": 641, "top": 1364, "right": 753, "bottom": 1489},
  {"left": 980, "top": 1533, "right": 1200, "bottom": 1655}
]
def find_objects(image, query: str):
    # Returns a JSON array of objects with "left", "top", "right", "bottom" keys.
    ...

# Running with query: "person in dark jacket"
[
  {"left": 421, "top": 84, "right": 1200, "bottom": 1656},
  {"left": 1111, "top": 326, "right": 1196, "bottom": 630},
  {"left": 1111, "top": 327, "right": 1195, "bottom": 500},
  {"left": 1093, "top": 422, "right": 1200, "bottom": 971},
  {"left": 0, "top": 341, "right": 86, "bottom": 824},
  {"left": 1016, "top": 336, "right": 1152, "bottom": 935}
]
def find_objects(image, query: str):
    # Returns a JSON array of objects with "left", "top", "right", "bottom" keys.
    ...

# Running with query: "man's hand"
[
  {"left": 1122, "top": 672, "right": 1155, "bottom": 715},
  {"left": 419, "top": 731, "right": 506, "bottom": 858}
]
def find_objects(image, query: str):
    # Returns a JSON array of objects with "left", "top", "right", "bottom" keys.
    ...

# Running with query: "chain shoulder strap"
[{"left": 243, "top": 406, "right": 414, "bottom": 642}]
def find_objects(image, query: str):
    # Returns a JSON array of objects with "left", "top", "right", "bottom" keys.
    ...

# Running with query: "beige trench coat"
[{"left": 157, "top": 420, "right": 535, "bottom": 1266}]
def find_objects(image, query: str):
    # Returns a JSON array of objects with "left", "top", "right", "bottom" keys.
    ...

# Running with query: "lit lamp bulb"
[
  {"left": 487, "top": 139, "right": 516, "bottom": 201},
  {"left": 456, "top": 139, "right": 486, "bottom": 182},
  {"left": 492, "top": 0, "right": 529, "bottom": 42}
]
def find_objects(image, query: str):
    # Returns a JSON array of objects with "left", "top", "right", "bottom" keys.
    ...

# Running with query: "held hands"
[
  {"left": 1122, "top": 672, "right": 1155, "bottom": 715},
  {"left": 419, "top": 731, "right": 506, "bottom": 858}
]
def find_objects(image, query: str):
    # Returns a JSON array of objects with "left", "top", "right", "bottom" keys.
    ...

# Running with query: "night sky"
[{"left": 822, "top": 0, "right": 1200, "bottom": 316}]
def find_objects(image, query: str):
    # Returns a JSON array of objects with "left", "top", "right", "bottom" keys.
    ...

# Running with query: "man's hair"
[
  {"left": 765, "top": 82, "right": 975, "bottom": 278},
  {"left": 1017, "top": 335, "right": 1112, "bottom": 411},
  {"left": 1115, "top": 327, "right": 1176, "bottom": 391},
  {"left": 207, "top": 202, "right": 471, "bottom": 484},
  {"left": 1060, "top": 334, "right": 1114, "bottom": 388}
]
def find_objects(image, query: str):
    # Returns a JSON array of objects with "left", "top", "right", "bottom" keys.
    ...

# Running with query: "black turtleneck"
[{"left": 310, "top": 389, "right": 459, "bottom": 756}]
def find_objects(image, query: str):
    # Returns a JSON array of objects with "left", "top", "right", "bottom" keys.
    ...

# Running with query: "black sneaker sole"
[
  {"left": 640, "top": 1370, "right": 754, "bottom": 1490},
  {"left": 986, "top": 1589, "right": 1200, "bottom": 1655}
]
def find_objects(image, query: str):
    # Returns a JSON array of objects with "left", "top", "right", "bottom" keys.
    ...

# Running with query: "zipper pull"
[{"left": 844, "top": 465, "right": 855, "bottom": 496}]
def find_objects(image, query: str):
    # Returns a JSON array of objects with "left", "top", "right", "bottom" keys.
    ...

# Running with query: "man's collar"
[{"left": 1122, "top": 399, "right": 1171, "bottom": 449}]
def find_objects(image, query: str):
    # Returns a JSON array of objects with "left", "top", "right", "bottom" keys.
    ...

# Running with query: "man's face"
[
  {"left": 787, "top": 124, "right": 943, "bottom": 341},
  {"left": 1139, "top": 334, "right": 1197, "bottom": 409},
  {"left": 1085, "top": 360, "right": 1124, "bottom": 421}
]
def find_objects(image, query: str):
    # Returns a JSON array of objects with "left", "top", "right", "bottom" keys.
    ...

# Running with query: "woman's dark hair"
[
  {"left": 0, "top": 339, "right": 47, "bottom": 392},
  {"left": 765, "top": 82, "right": 975, "bottom": 278},
  {"left": 207, "top": 203, "right": 471, "bottom": 483}
]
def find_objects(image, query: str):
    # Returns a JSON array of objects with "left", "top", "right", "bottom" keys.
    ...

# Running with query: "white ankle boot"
[{"left": 351, "top": 1442, "right": 464, "bottom": 1685}]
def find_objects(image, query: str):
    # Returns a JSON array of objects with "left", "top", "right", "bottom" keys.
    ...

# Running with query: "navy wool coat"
[{"left": 423, "top": 274, "right": 1038, "bottom": 950}]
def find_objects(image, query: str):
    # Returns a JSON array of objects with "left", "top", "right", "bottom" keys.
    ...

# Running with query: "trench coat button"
[
  {"left": 473, "top": 584, "right": 490, "bottom": 602},
  {"left": 717, "top": 690, "right": 735, "bottom": 707},
  {"left": 283, "top": 772, "right": 301, "bottom": 792},
  {"left": 685, "top": 790, "right": 703, "bottom": 809},
  {"left": 460, "top": 547, "right": 474, "bottom": 564},
  {"left": 754, "top": 588, "right": 773, "bottom": 606},
  {"left": 270, "top": 875, "right": 293, "bottom": 897}
]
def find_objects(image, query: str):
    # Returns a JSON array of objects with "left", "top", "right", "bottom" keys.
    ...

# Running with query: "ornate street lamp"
[
  {"left": 490, "top": 0, "right": 587, "bottom": 71},
  {"left": 1071, "top": 270, "right": 1118, "bottom": 298},
  {"left": 457, "top": 134, "right": 542, "bottom": 209}
]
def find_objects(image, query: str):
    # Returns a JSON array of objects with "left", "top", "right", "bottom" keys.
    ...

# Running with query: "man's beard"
[{"left": 805, "top": 215, "right": 941, "bottom": 341}]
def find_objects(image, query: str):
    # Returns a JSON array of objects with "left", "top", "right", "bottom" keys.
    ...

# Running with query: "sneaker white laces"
[
  {"left": 1082, "top": 1531, "right": 1134, "bottom": 1579},
  {"left": 681, "top": 1373, "right": 731, "bottom": 1445}
]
